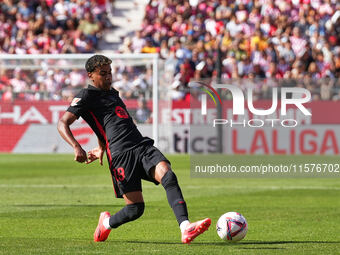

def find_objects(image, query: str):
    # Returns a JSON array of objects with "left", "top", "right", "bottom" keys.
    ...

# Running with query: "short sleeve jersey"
[{"left": 67, "top": 85, "right": 153, "bottom": 157}]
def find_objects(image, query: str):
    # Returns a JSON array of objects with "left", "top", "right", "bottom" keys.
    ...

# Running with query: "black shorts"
[{"left": 109, "top": 143, "right": 170, "bottom": 198}]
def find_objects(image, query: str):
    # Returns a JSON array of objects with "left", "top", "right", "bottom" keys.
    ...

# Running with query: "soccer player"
[{"left": 57, "top": 55, "right": 211, "bottom": 243}]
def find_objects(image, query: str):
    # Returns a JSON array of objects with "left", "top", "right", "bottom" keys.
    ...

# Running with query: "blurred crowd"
[
  {"left": 0, "top": 0, "right": 155, "bottom": 108},
  {"left": 0, "top": 64, "right": 154, "bottom": 102},
  {"left": 0, "top": 0, "right": 111, "bottom": 54},
  {"left": 0, "top": 67, "right": 87, "bottom": 101},
  {"left": 1, "top": 0, "right": 340, "bottom": 112},
  {"left": 120, "top": 0, "right": 340, "bottom": 100},
  {"left": 0, "top": 63, "right": 154, "bottom": 122}
]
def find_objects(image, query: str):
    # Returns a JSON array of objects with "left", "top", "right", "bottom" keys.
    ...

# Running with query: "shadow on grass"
[
  {"left": 12, "top": 204, "right": 163, "bottom": 208},
  {"left": 12, "top": 204, "right": 124, "bottom": 208},
  {"left": 231, "top": 240, "right": 340, "bottom": 245},
  {"left": 239, "top": 247, "right": 286, "bottom": 250},
  {"left": 122, "top": 240, "right": 340, "bottom": 246}
]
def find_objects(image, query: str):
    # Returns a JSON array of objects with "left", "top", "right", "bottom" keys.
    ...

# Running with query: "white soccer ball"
[{"left": 216, "top": 212, "right": 248, "bottom": 242}]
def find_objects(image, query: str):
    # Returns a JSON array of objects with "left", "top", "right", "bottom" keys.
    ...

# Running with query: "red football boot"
[
  {"left": 94, "top": 211, "right": 111, "bottom": 242},
  {"left": 181, "top": 218, "right": 211, "bottom": 244}
]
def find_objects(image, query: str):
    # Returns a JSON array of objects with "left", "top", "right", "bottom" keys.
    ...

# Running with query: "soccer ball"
[{"left": 216, "top": 212, "right": 248, "bottom": 242}]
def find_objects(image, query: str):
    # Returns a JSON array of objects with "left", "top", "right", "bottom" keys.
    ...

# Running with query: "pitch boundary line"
[{"left": 0, "top": 184, "right": 339, "bottom": 190}]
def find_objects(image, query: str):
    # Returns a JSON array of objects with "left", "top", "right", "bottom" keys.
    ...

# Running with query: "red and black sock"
[
  {"left": 109, "top": 202, "right": 145, "bottom": 228},
  {"left": 161, "top": 171, "right": 189, "bottom": 225}
]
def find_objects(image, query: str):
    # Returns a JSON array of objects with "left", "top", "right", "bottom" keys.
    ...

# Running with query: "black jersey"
[{"left": 67, "top": 85, "right": 153, "bottom": 157}]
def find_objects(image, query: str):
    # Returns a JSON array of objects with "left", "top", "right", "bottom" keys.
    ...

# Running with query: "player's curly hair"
[{"left": 85, "top": 55, "right": 112, "bottom": 73}]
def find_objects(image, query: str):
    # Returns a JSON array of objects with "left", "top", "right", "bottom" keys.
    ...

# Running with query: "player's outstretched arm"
[
  {"left": 57, "top": 111, "right": 88, "bottom": 163},
  {"left": 87, "top": 138, "right": 105, "bottom": 165}
]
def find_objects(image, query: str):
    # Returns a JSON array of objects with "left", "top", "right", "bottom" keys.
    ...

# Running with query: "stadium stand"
[
  {"left": 0, "top": 0, "right": 115, "bottom": 101},
  {"left": 0, "top": 64, "right": 153, "bottom": 102},
  {"left": 120, "top": 0, "right": 340, "bottom": 100},
  {"left": 0, "top": 0, "right": 112, "bottom": 54},
  {"left": 0, "top": 0, "right": 339, "bottom": 103}
]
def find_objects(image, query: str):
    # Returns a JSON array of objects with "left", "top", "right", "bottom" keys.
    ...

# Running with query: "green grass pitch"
[{"left": 0, "top": 154, "right": 339, "bottom": 255}]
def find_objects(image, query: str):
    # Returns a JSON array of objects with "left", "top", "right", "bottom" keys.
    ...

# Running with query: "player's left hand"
[{"left": 87, "top": 147, "right": 104, "bottom": 165}]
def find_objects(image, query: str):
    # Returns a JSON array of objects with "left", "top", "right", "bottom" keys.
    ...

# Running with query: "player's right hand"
[
  {"left": 87, "top": 147, "right": 104, "bottom": 165},
  {"left": 73, "top": 145, "right": 88, "bottom": 163}
]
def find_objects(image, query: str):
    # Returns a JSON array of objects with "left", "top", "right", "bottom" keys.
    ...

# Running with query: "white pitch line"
[
  {"left": 0, "top": 184, "right": 339, "bottom": 190},
  {"left": 186, "top": 185, "right": 340, "bottom": 190},
  {"left": 0, "top": 184, "right": 108, "bottom": 188}
]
